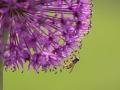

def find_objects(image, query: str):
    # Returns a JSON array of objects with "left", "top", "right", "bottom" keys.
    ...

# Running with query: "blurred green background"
[{"left": 4, "top": 0, "right": 120, "bottom": 90}]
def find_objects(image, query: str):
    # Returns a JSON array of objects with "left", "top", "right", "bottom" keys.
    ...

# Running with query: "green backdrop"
[{"left": 4, "top": 0, "right": 120, "bottom": 90}]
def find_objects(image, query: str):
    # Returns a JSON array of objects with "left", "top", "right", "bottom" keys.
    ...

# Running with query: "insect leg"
[
  {"left": 69, "top": 65, "right": 75, "bottom": 73},
  {"left": 5, "top": 68, "right": 7, "bottom": 72},
  {"left": 60, "top": 69, "right": 62, "bottom": 73},
  {"left": 44, "top": 69, "right": 47, "bottom": 73},
  {"left": 53, "top": 67, "right": 57, "bottom": 74},
  {"left": 70, "top": 57, "right": 73, "bottom": 59},
  {"left": 63, "top": 61, "right": 67, "bottom": 69},
  {"left": 48, "top": 66, "right": 51, "bottom": 72},
  {"left": 73, "top": 54, "right": 77, "bottom": 58}
]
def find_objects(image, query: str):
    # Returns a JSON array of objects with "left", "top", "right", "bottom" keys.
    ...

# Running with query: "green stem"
[
  {"left": 0, "top": 30, "right": 9, "bottom": 90},
  {"left": 0, "top": 57, "right": 3, "bottom": 90}
]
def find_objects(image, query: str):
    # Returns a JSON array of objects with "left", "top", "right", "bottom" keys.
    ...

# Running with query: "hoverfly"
[{"left": 64, "top": 54, "right": 80, "bottom": 73}]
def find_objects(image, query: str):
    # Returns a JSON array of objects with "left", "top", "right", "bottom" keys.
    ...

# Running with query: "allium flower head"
[{"left": 0, "top": 0, "right": 92, "bottom": 73}]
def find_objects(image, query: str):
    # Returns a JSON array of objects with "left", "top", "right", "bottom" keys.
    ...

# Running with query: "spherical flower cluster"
[{"left": 0, "top": 0, "right": 92, "bottom": 73}]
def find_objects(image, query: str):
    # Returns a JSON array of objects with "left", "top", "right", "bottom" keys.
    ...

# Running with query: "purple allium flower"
[{"left": 0, "top": 0, "right": 92, "bottom": 73}]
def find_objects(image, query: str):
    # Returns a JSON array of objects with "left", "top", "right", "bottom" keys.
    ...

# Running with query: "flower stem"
[{"left": 0, "top": 30, "right": 9, "bottom": 90}]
